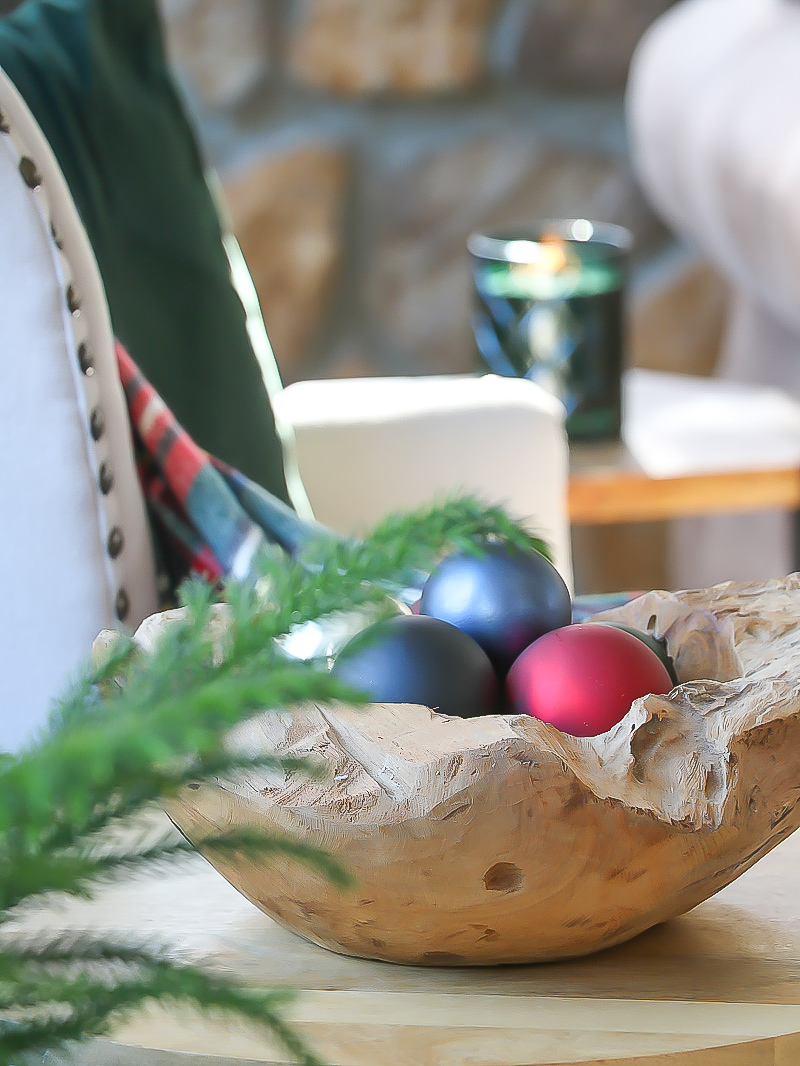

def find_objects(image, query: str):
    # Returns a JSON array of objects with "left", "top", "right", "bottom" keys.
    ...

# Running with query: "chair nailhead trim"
[
  {"left": 19, "top": 155, "right": 41, "bottom": 189},
  {"left": 107, "top": 526, "right": 124, "bottom": 559},
  {"left": 66, "top": 283, "right": 81, "bottom": 314},
  {"left": 5, "top": 110, "right": 130, "bottom": 622},
  {"left": 99, "top": 462, "right": 114, "bottom": 495},
  {"left": 115, "top": 589, "right": 130, "bottom": 621},
  {"left": 78, "top": 342, "right": 94, "bottom": 376},
  {"left": 89, "top": 406, "right": 105, "bottom": 441}
]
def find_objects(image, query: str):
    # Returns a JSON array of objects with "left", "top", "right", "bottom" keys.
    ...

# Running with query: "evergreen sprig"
[{"left": 0, "top": 497, "right": 549, "bottom": 1065}]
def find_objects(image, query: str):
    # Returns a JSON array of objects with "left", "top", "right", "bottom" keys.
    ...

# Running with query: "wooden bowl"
[{"left": 150, "top": 576, "right": 800, "bottom": 965}]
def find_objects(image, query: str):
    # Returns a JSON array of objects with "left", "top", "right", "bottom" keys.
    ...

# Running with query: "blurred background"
[
  {"left": 159, "top": 0, "right": 732, "bottom": 596},
  {"left": 158, "top": 0, "right": 726, "bottom": 389},
  {"left": 1, "top": 0, "right": 736, "bottom": 595}
]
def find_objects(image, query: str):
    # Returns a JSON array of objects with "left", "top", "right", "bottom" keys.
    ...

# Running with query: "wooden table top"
[
  {"left": 568, "top": 440, "right": 800, "bottom": 526},
  {"left": 30, "top": 820, "right": 800, "bottom": 1066}
]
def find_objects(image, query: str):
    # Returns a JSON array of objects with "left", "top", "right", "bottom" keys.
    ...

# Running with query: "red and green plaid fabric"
[
  {"left": 117, "top": 343, "right": 635, "bottom": 619},
  {"left": 117, "top": 343, "right": 323, "bottom": 593},
  {"left": 118, "top": 342, "right": 265, "bottom": 584}
]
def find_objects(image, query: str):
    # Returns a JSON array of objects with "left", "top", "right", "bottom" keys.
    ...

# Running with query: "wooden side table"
[
  {"left": 568, "top": 439, "right": 800, "bottom": 527},
  {"left": 569, "top": 371, "right": 800, "bottom": 533},
  {"left": 29, "top": 826, "right": 800, "bottom": 1066}
]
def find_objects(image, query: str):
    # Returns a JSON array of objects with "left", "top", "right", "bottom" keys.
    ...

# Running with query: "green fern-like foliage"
[{"left": 0, "top": 497, "right": 549, "bottom": 1065}]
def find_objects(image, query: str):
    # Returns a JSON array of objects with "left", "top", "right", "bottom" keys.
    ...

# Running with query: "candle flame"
[{"left": 505, "top": 235, "right": 578, "bottom": 288}]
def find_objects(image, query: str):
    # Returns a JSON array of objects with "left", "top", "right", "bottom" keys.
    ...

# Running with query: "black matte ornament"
[
  {"left": 331, "top": 614, "right": 498, "bottom": 719},
  {"left": 419, "top": 543, "right": 572, "bottom": 678}
]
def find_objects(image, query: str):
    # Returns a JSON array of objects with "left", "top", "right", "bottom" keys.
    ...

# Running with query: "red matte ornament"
[{"left": 506, "top": 623, "right": 674, "bottom": 737}]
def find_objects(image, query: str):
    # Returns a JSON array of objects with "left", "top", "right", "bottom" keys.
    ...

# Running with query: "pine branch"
[
  {"left": 36, "top": 749, "right": 318, "bottom": 863},
  {"left": 202, "top": 830, "right": 352, "bottom": 889},
  {"left": 0, "top": 663, "right": 360, "bottom": 850},
  {"left": 0, "top": 831, "right": 195, "bottom": 915},
  {"left": 0, "top": 961, "right": 320, "bottom": 1065},
  {"left": 0, "top": 934, "right": 182, "bottom": 977},
  {"left": 233, "top": 495, "right": 552, "bottom": 649},
  {"left": 0, "top": 495, "right": 551, "bottom": 1064}
]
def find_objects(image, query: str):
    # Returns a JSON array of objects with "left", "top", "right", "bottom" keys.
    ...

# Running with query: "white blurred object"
[
  {"left": 273, "top": 373, "right": 573, "bottom": 591},
  {"left": 623, "top": 369, "right": 800, "bottom": 479},
  {"left": 628, "top": 0, "right": 800, "bottom": 336},
  {"left": 626, "top": 0, "right": 800, "bottom": 587}
]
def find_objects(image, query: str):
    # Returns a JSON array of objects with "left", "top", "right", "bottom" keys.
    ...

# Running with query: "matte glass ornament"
[
  {"left": 332, "top": 614, "right": 497, "bottom": 719},
  {"left": 507, "top": 623, "right": 673, "bottom": 737},
  {"left": 420, "top": 543, "right": 571, "bottom": 677}
]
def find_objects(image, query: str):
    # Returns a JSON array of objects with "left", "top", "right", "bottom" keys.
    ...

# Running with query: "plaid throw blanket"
[
  {"left": 117, "top": 343, "right": 635, "bottom": 618},
  {"left": 116, "top": 343, "right": 325, "bottom": 595}
]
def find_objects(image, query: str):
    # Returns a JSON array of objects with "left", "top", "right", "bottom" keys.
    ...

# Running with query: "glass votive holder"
[{"left": 468, "top": 219, "right": 633, "bottom": 442}]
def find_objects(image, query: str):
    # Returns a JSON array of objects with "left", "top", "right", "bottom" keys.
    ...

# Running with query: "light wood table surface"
[
  {"left": 568, "top": 440, "right": 800, "bottom": 527},
  {"left": 32, "top": 824, "right": 800, "bottom": 1066}
]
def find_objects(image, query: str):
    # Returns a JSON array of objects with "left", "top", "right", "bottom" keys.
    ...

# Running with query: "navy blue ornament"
[
  {"left": 419, "top": 542, "right": 571, "bottom": 678},
  {"left": 331, "top": 614, "right": 497, "bottom": 719}
]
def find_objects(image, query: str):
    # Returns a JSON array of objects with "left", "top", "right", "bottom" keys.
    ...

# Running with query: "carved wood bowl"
[{"left": 152, "top": 576, "right": 800, "bottom": 965}]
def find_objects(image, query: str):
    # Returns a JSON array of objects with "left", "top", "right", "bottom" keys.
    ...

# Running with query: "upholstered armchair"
[{"left": 0, "top": 67, "right": 159, "bottom": 751}]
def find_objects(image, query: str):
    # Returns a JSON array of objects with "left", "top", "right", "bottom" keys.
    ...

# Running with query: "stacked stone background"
[{"left": 159, "top": 0, "right": 727, "bottom": 393}]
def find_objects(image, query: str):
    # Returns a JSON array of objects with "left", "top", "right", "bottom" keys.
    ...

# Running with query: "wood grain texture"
[
  {"left": 145, "top": 576, "right": 800, "bottom": 966},
  {"left": 19, "top": 828, "right": 800, "bottom": 1065},
  {"left": 568, "top": 441, "right": 800, "bottom": 525}
]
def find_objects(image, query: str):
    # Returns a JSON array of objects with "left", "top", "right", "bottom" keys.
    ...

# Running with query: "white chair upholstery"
[
  {"left": 273, "top": 374, "right": 573, "bottom": 589},
  {"left": 0, "top": 69, "right": 159, "bottom": 751}
]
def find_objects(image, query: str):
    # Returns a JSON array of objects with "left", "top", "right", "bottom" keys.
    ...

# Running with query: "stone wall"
[
  {"left": 158, "top": 0, "right": 722, "bottom": 391},
  {"left": 158, "top": 0, "right": 734, "bottom": 595}
]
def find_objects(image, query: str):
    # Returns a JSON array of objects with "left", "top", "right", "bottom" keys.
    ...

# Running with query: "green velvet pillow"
[{"left": 0, "top": 0, "right": 290, "bottom": 504}]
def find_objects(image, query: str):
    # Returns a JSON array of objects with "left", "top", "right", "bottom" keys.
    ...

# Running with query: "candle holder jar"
[{"left": 468, "top": 220, "right": 633, "bottom": 442}]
